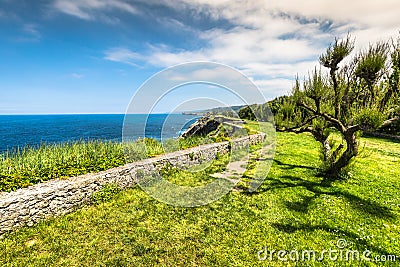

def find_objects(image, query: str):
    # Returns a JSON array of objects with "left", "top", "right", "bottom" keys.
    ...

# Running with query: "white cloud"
[
  {"left": 103, "top": 0, "right": 400, "bottom": 99},
  {"left": 52, "top": 0, "right": 139, "bottom": 20},
  {"left": 104, "top": 47, "right": 144, "bottom": 66},
  {"left": 251, "top": 78, "right": 295, "bottom": 99},
  {"left": 240, "top": 61, "right": 317, "bottom": 78}
]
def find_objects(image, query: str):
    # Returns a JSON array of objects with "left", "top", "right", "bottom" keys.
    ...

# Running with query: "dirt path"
[{"left": 209, "top": 143, "right": 274, "bottom": 188}]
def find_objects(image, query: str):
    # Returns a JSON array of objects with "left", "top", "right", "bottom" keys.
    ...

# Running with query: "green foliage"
[
  {"left": 177, "top": 136, "right": 214, "bottom": 150},
  {"left": 91, "top": 184, "right": 121, "bottom": 204},
  {"left": 207, "top": 124, "right": 230, "bottom": 142},
  {"left": 0, "top": 140, "right": 130, "bottom": 192},
  {"left": 304, "top": 68, "right": 329, "bottom": 104},
  {"left": 355, "top": 42, "right": 388, "bottom": 89},
  {"left": 319, "top": 34, "right": 355, "bottom": 69},
  {"left": 238, "top": 103, "right": 273, "bottom": 122},
  {"left": 354, "top": 108, "right": 386, "bottom": 129},
  {"left": 388, "top": 38, "right": 400, "bottom": 100},
  {"left": 143, "top": 138, "right": 164, "bottom": 157},
  {"left": 238, "top": 105, "right": 256, "bottom": 120},
  {"left": 268, "top": 95, "right": 290, "bottom": 114},
  {"left": 379, "top": 37, "right": 400, "bottom": 134}
]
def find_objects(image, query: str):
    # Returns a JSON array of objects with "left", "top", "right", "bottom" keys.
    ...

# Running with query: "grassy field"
[{"left": 0, "top": 129, "right": 399, "bottom": 266}]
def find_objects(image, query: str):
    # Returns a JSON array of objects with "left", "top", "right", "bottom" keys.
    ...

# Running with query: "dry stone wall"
[{"left": 0, "top": 134, "right": 264, "bottom": 236}]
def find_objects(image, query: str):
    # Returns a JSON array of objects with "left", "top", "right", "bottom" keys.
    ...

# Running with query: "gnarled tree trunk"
[{"left": 325, "top": 130, "right": 358, "bottom": 176}]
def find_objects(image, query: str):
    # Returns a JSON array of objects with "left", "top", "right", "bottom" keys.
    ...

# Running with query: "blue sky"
[{"left": 0, "top": 0, "right": 399, "bottom": 114}]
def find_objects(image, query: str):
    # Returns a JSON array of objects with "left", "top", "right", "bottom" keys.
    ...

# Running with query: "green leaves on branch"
[
  {"left": 354, "top": 108, "right": 386, "bottom": 130},
  {"left": 355, "top": 42, "right": 389, "bottom": 96},
  {"left": 319, "top": 34, "right": 355, "bottom": 70}
]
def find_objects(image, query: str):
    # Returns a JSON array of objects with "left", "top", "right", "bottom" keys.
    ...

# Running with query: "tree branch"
[
  {"left": 347, "top": 124, "right": 362, "bottom": 134},
  {"left": 276, "top": 115, "right": 318, "bottom": 132},
  {"left": 298, "top": 102, "right": 347, "bottom": 133},
  {"left": 276, "top": 126, "right": 314, "bottom": 134},
  {"left": 380, "top": 116, "right": 400, "bottom": 128}
]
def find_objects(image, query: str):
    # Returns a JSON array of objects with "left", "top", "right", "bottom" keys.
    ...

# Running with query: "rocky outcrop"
[{"left": 181, "top": 115, "right": 245, "bottom": 138}]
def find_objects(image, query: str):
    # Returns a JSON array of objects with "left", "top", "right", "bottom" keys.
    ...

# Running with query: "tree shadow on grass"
[
  {"left": 251, "top": 174, "right": 395, "bottom": 219},
  {"left": 242, "top": 156, "right": 395, "bottom": 220},
  {"left": 244, "top": 172, "right": 399, "bottom": 257},
  {"left": 272, "top": 159, "right": 319, "bottom": 170},
  {"left": 271, "top": 222, "right": 397, "bottom": 257},
  {"left": 254, "top": 168, "right": 398, "bottom": 257},
  {"left": 242, "top": 153, "right": 399, "bottom": 258}
]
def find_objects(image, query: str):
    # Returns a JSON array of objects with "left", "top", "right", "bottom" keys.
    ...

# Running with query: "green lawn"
[{"left": 1, "top": 131, "right": 399, "bottom": 266}]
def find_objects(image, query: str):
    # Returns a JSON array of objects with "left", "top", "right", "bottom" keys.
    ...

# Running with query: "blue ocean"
[{"left": 0, "top": 114, "right": 199, "bottom": 153}]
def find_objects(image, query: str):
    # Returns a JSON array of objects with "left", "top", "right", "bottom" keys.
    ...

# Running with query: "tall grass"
[{"left": 0, "top": 136, "right": 213, "bottom": 192}]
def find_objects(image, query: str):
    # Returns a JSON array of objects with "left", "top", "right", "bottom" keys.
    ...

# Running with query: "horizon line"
[{"left": 0, "top": 112, "right": 194, "bottom": 115}]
